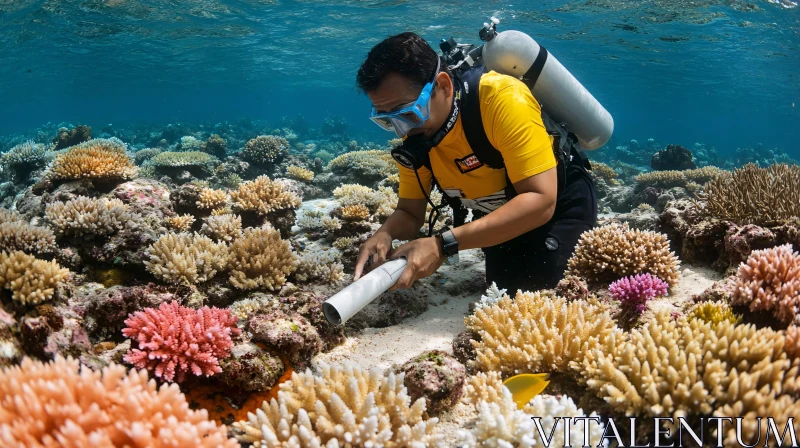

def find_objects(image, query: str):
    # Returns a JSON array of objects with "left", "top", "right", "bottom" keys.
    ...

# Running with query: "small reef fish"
[{"left": 503, "top": 373, "right": 550, "bottom": 409}]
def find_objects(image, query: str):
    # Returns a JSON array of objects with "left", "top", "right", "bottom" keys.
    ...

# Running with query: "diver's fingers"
[
  {"left": 353, "top": 246, "right": 373, "bottom": 281},
  {"left": 373, "top": 241, "right": 390, "bottom": 268}
]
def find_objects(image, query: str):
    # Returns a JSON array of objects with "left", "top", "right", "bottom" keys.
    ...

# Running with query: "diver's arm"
[
  {"left": 377, "top": 198, "right": 428, "bottom": 241},
  {"left": 451, "top": 167, "right": 557, "bottom": 250}
]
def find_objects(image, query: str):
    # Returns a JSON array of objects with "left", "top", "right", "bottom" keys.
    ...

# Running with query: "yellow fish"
[{"left": 503, "top": 373, "right": 550, "bottom": 409}]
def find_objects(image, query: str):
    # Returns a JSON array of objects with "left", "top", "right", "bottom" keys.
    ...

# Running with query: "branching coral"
[
  {"left": 144, "top": 232, "right": 228, "bottom": 285},
  {"left": 149, "top": 151, "right": 218, "bottom": 167},
  {"left": 228, "top": 226, "right": 298, "bottom": 291},
  {"left": 0, "top": 356, "right": 238, "bottom": 447},
  {"left": 241, "top": 135, "right": 289, "bottom": 165},
  {"left": 166, "top": 213, "right": 195, "bottom": 232},
  {"left": 326, "top": 149, "right": 397, "bottom": 177},
  {"left": 634, "top": 166, "right": 724, "bottom": 188},
  {"left": 465, "top": 291, "right": 618, "bottom": 375},
  {"left": 294, "top": 249, "right": 345, "bottom": 285},
  {"left": 44, "top": 196, "right": 132, "bottom": 236},
  {"left": 565, "top": 223, "right": 681, "bottom": 286},
  {"left": 589, "top": 161, "right": 620, "bottom": 185},
  {"left": 687, "top": 300, "right": 742, "bottom": 327},
  {"left": 730, "top": 243, "right": 800, "bottom": 325},
  {"left": 230, "top": 175, "right": 301, "bottom": 215},
  {"left": 232, "top": 361, "right": 443, "bottom": 447},
  {"left": 196, "top": 187, "right": 228, "bottom": 209},
  {"left": 48, "top": 138, "right": 137, "bottom": 181},
  {"left": 333, "top": 183, "right": 382, "bottom": 208},
  {"left": 608, "top": 273, "right": 669, "bottom": 314},
  {"left": 0, "top": 250, "right": 70, "bottom": 305},
  {"left": 340, "top": 203, "right": 371, "bottom": 221},
  {"left": 122, "top": 301, "right": 241, "bottom": 383},
  {"left": 699, "top": 163, "right": 800, "bottom": 225},
  {"left": 0, "top": 221, "right": 56, "bottom": 255},
  {"left": 200, "top": 213, "right": 243, "bottom": 243},
  {"left": 0, "top": 140, "right": 49, "bottom": 181},
  {"left": 0, "top": 208, "right": 22, "bottom": 224},
  {"left": 297, "top": 210, "right": 342, "bottom": 233},
  {"left": 287, "top": 164, "right": 314, "bottom": 182}
]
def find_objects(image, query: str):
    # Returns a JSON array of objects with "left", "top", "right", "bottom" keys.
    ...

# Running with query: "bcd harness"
[{"left": 423, "top": 64, "right": 592, "bottom": 229}]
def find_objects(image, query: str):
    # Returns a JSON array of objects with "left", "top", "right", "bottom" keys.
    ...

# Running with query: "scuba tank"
[{"left": 440, "top": 17, "right": 614, "bottom": 150}]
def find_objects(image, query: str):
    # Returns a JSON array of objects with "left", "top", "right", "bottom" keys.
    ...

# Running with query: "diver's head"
[{"left": 357, "top": 32, "right": 454, "bottom": 139}]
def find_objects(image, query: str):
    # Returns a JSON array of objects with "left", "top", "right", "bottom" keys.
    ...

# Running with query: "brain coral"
[
  {"left": 0, "top": 355, "right": 238, "bottom": 447},
  {"left": 122, "top": 301, "right": 241, "bottom": 383},
  {"left": 730, "top": 243, "right": 800, "bottom": 325},
  {"left": 48, "top": 138, "right": 137, "bottom": 181},
  {"left": 565, "top": 223, "right": 681, "bottom": 287}
]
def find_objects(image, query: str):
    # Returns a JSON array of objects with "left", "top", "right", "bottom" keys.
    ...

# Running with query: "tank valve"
[{"left": 479, "top": 16, "right": 500, "bottom": 42}]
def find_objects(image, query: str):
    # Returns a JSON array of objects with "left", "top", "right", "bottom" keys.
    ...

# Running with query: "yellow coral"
[
  {"left": 686, "top": 300, "right": 741, "bottom": 327},
  {"left": 167, "top": 214, "right": 195, "bottom": 232},
  {"left": 196, "top": 188, "right": 228, "bottom": 210},
  {"left": 286, "top": 165, "right": 314, "bottom": 182},
  {"left": 466, "top": 291, "right": 618, "bottom": 375},
  {"left": 340, "top": 204, "right": 370, "bottom": 221},
  {"left": 230, "top": 175, "right": 301, "bottom": 215},
  {"left": 565, "top": 222, "right": 681, "bottom": 286},
  {"left": 228, "top": 227, "right": 298, "bottom": 291},
  {"left": 48, "top": 138, "right": 137, "bottom": 181},
  {"left": 144, "top": 232, "right": 228, "bottom": 285},
  {"left": 0, "top": 250, "right": 70, "bottom": 305},
  {"left": 589, "top": 161, "right": 620, "bottom": 185},
  {"left": 232, "top": 361, "right": 443, "bottom": 447},
  {"left": 0, "top": 221, "right": 56, "bottom": 255}
]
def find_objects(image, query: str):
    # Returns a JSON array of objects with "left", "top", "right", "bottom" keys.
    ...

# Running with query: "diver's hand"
[
  {"left": 387, "top": 237, "right": 445, "bottom": 290},
  {"left": 353, "top": 230, "right": 394, "bottom": 281}
]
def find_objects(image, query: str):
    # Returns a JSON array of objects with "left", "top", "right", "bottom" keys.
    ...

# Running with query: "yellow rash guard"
[{"left": 397, "top": 70, "right": 557, "bottom": 214}]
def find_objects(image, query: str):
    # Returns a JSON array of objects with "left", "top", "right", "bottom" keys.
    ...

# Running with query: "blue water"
[{"left": 1, "top": 0, "right": 798, "bottom": 155}]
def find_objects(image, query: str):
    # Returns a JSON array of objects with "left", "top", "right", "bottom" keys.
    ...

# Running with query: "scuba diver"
[{"left": 352, "top": 23, "right": 611, "bottom": 294}]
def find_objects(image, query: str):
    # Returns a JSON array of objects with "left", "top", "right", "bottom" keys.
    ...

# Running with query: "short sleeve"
[
  {"left": 482, "top": 81, "right": 557, "bottom": 184},
  {"left": 397, "top": 162, "right": 433, "bottom": 200}
]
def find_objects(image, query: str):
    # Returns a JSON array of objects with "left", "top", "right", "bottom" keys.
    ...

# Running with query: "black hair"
[{"left": 356, "top": 32, "right": 445, "bottom": 93}]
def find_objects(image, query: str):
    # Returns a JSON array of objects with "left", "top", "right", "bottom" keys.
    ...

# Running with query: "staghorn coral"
[
  {"left": 228, "top": 226, "right": 298, "bottom": 291},
  {"left": 0, "top": 355, "right": 238, "bottom": 447},
  {"left": 340, "top": 203, "right": 371, "bottom": 221},
  {"left": 687, "top": 300, "right": 742, "bottom": 327},
  {"left": 200, "top": 213, "right": 243, "bottom": 243},
  {"left": 466, "top": 291, "right": 617, "bottom": 375},
  {"left": 714, "top": 392, "right": 800, "bottom": 447},
  {"left": 44, "top": 196, "right": 132, "bottom": 236},
  {"left": 608, "top": 273, "right": 669, "bottom": 314},
  {"left": 232, "top": 361, "right": 443, "bottom": 447},
  {"left": 166, "top": 213, "right": 195, "bottom": 232},
  {"left": 634, "top": 169, "right": 688, "bottom": 188},
  {"left": 144, "top": 232, "right": 228, "bottom": 285},
  {"left": 0, "top": 221, "right": 56, "bottom": 255},
  {"left": 522, "top": 395, "right": 607, "bottom": 448},
  {"left": 149, "top": 151, "right": 218, "bottom": 167},
  {"left": 123, "top": 301, "right": 241, "bottom": 383},
  {"left": 241, "top": 135, "right": 289, "bottom": 165},
  {"left": 0, "top": 250, "right": 70, "bottom": 305},
  {"left": 730, "top": 243, "right": 800, "bottom": 325},
  {"left": 286, "top": 164, "right": 314, "bottom": 182},
  {"left": 294, "top": 249, "right": 345, "bottom": 285},
  {"left": 684, "top": 165, "right": 725, "bottom": 184},
  {"left": 699, "top": 163, "right": 800, "bottom": 225},
  {"left": 196, "top": 187, "right": 228, "bottom": 209},
  {"left": 565, "top": 223, "right": 681, "bottom": 286},
  {"left": 48, "top": 138, "right": 137, "bottom": 181},
  {"left": 230, "top": 175, "right": 301, "bottom": 215},
  {"left": 462, "top": 371, "right": 506, "bottom": 406}
]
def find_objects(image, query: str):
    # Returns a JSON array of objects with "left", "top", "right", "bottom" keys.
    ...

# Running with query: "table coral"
[
  {"left": 565, "top": 222, "right": 681, "bottom": 286},
  {"left": 48, "top": 138, "right": 137, "bottom": 181},
  {"left": 0, "top": 250, "right": 70, "bottom": 305},
  {"left": 730, "top": 243, "right": 800, "bottom": 325},
  {"left": 228, "top": 226, "right": 298, "bottom": 291},
  {"left": 231, "top": 361, "right": 443, "bottom": 447},
  {"left": 122, "top": 301, "right": 241, "bottom": 383},
  {"left": 0, "top": 355, "right": 238, "bottom": 447}
]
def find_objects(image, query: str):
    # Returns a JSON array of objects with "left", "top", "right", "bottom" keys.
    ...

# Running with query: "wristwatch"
[{"left": 436, "top": 227, "right": 459, "bottom": 258}]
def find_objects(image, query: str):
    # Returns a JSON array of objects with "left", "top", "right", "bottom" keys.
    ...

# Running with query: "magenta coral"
[
  {"left": 608, "top": 273, "right": 669, "bottom": 313},
  {"left": 122, "top": 301, "right": 241, "bottom": 382}
]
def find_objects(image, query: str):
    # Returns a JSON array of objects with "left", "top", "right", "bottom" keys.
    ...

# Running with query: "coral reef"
[
  {"left": 0, "top": 220, "right": 56, "bottom": 256},
  {"left": 52, "top": 125, "right": 92, "bottom": 150},
  {"left": 122, "top": 301, "right": 241, "bottom": 382},
  {"left": 231, "top": 361, "right": 443, "bottom": 447},
  {"left": 201, "top": 134, "right": 227, "bottom": 158},
  {"left": 45, "top": 196, "right": 132, "bottom": 237},
  {"left": 396, "top": 350, "right": 466, "bottom": 414},
  {"left": 565, "top": 223, "right": 681, "bottom": 286},
  {"left": 48, "top": 138, "right": 137, "bottom": 182},
  {"left": 0, "top": 140, "right": 49, "bottom": 183},
  {"left": 247, "top": 309, "right": 322, "bottom": 366},
  {"left": 0, "top": 250, "right": 70, "bottom": 305},
  {"left": 686, "top": 300, "right": 741, "bottom": 327},
  {"left": 166, "top": 213, "right": 195, "bottom": 231},
  {"left": 144, "top": 232, "right": 228, "bottom": 285},
  {"left": 286, "top": 164, "right": 314, "bottom": 182},
  {"left": 0, "top": 355, "right": 238, "bottom": 447},
  {"left": 729, "top": 243, "right": 800, "bottom": 325},
  {"left": 200, "top": 213, "right": 243, "bottom": 243},
  {"left": 589, "top": 161, "right": 620, "bottom": 185},
  {"left": 230, "top": 175, "right": 301, "bottom": 215},
  {"left": 327, "top": 149, "right": 397, "bottom": 187},
  {"left": 217, "top": 341, "right": 284, "bottom": 392},
  {"left": 554, "top": 274, "right": 589, "bottom": 301},
  {"left": 294, "top": 249, "right": 345, "bottom": 285},
  {"left": 608, "top": 273, "right": 669, "bottom": 314},
  {"left": 241, "top": 135, "right": 289, "bottom": 166},
  {"left": 228, "top": 226, "right": 298, "bottom": 291},
  {"left": 651, "top": 144, "right": 696, "bottom": 171},
  {"left": 339, "top": 203, "right": 371, "bottom": 221},
  {"left": 196, "top": 187, "right": 228, "bottom": 210}
]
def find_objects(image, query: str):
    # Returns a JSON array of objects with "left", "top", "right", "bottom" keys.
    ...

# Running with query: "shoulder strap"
[{"left": 457, "top": 66, "right": 505, "bottom": 170}]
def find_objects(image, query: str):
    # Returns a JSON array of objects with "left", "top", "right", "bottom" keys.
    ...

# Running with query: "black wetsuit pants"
[{"left": 480, "top": 161, "right": 598, "bottom": 294}]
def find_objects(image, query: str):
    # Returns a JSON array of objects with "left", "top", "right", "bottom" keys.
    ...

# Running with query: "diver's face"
[{"left": 368, "top": 71, "right": 453, "bottom": 139}]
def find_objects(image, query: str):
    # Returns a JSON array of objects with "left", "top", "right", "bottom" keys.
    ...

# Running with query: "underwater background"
[{"left": 1, "top": 0, "right": 798, "bottom": 154}]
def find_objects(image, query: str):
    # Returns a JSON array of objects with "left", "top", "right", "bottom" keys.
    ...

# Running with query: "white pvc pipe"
[{"left": 322, "top": 258, "right": 408, "bottom": 325}]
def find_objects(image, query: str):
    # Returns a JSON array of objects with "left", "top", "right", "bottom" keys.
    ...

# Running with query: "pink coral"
[
  {"left": 122, "top": 301, "right": 241, "bottom": 382},
  {"left": 0, "top": 355, "right": 238, "bottom": 447},
  {"left": 608, "top": 273, "right": 669, "bottom": 313},
  {"left": 730, "top": 243, "right": 800, "bottom": 325}
]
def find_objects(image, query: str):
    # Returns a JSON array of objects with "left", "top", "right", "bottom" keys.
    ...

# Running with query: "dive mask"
[{"left": 369, "top": 58, "right": 441, "bottom": 138}]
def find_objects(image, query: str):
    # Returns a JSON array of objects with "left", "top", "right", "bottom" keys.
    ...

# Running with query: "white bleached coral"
[
  {"left": 44, "top": 196, "right": 132, "bottom": 236},
  {"left": 294, "top": 249, "right": 345, "bottom": 285},
  {"left": 232, "top": 361, "right": 444, "bottom": 447}
]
